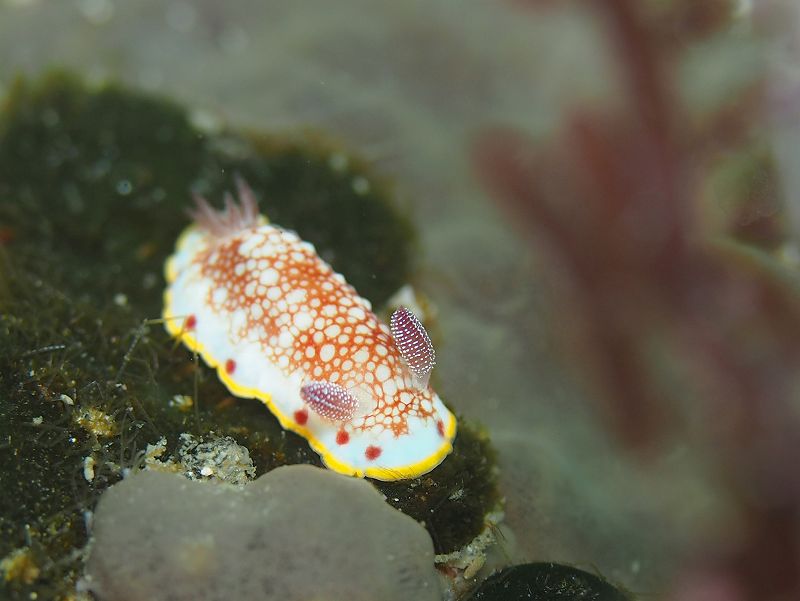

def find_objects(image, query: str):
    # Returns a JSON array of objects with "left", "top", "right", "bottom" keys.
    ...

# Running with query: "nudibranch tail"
[
  {"left": 390, "top": 306, "right": 436, "bottom": 389},
  {"left": 301, "top": 381, "right": 360, "bottom": 422},
  {"left": 188, "top": 177, "right": 261, "bottom": 237}
]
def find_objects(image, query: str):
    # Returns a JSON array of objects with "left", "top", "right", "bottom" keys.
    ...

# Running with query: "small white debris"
[
  {"left": 83, "top": 509, "right": 94, "bottom": 535},
  {"left": 31, "top": 416, "right": 43, "bottom": 425},
  {"left": 59, "top": 394, "right": 75, "bottom": 406},
  {"left": 328, "top": 153, "right": 349, "bottom": 172},
  {"left": 352, "top": 176, "right": 370, "bottom": 195},
  {"left": 115, "top": 179, "right": 133, "bottom": 196},
  {"left": 189, "top": 108, "right": 222, "bottom": 134},
  {"left": 435, "top": 512, "right": 504, "bottom": 583},
  {"left": 113, "top": 293, "right": 128, "bottom": 307},
  {"left": 146, "top": 438, "right": 168, "bottom": 458},
  {"left": 145, "top": 434, "right": 255, "bottom": 486},
  {"left": 463, "top": 554, "right": 486, "bottom": 580},
  {"left": 448, "top": 488, "right": 465, "bottom": 501},
  {"left": 142, "top": 272, "right": 159, "bottom": 289},
  {"left": 168, "top": 394, "right": 194, "bottom": 412},
  {"left": 83, "top": 456, "right": 96, "bottom": 482}
]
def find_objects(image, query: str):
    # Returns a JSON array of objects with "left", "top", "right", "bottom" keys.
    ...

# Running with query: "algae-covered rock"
[
  {"left": 377, "top": 419, "right": 500, "bottom": 555},
  {"left": 84, "top": 466, "right": 442, "bottom": 601},
  {"left": 0, "top": 71, "right": 499, "bottom": 598},
  {"left": 0, "top": 72, "right": 413, "bottom": 314},
  {"left": 464, "top": 562, "right": 631, "bottom": 601}
]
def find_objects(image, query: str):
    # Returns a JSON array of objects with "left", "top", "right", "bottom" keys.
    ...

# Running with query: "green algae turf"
[
  {"left": 0, "top": 72, "right": 413, "bottom": 314},
  {"left": 464, "top": 562, "right": 632, "bottom": 601},
  {"left": 0, "top": 71, "right": 499, "bottom": 597},
  {"left": 377, "top": 419, "right": 499, "bottom": 555}
]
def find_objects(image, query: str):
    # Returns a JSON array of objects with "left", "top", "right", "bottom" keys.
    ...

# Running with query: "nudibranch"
[{"left": 163, "top": 179, "right": 456, "bottom": 480}]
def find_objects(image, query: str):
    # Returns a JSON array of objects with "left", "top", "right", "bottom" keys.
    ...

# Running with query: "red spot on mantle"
[
  {"left": 184, "top": 314, "right": 197, "bottom": 330},
  {"left": 336, "top": 430, "right": 350, "bottom": 445},
  {"left": 294, "top": 409, "right": 309, "bottom": 425},
  {"left": 436, "top": 419, "right": 445, "bottom": 437},
  {"left": 225, "top": 359, "right": 236, "bottom": 374},
  {"left": 365, "top": 445, "right": 382, "bottom": 461}
]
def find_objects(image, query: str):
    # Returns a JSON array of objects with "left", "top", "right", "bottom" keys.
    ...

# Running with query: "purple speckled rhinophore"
[
  {"left": 390, "top": 306, "right": 436, "bottom": 389},
  {"left": 300, "top": 381, "right": 360, "bottom": 422}
]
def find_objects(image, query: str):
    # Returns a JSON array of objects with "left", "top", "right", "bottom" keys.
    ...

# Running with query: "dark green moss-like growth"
[
  {"left": 375, "top": 419, "right": 499, "bottom": 555},
  {"left": 0, "top": 72, "right": 208, "bottom": 317},
  {"left": 0, "top": 72, "right": 413, "bottom": 315},
  {"left": 0, "top": 71, "right": 495, "bottom": 598},
  {"left": 200, "top": 132, "right": 416, "bottom": 307},
  {"left": 464, "top": 562, "right": 632, "bottom": 601},
  {"left": 0, "top": 255, "right": 323, "bottom": 599},
  {"left": 0, "top": 260, "right": 158, "bottom": 597}
]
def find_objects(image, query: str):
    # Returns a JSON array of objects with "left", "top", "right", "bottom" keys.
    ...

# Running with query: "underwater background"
[{"left": 1, "top": 1, "right": 800, "bottom": 600}]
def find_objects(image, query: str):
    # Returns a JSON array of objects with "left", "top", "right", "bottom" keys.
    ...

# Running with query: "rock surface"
[
  {"left": 464, "top": 562, "right": 629, "bottom": 601},
  {"left": 85, "top": 465, "right": 441, "bottom": 601}
]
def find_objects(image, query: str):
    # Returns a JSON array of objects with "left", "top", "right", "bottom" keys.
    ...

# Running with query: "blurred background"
[{"left": 2, "top": 0, "right": 799, "bottom": 598}]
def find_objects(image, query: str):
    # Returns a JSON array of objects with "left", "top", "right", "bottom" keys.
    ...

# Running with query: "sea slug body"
[{"left": 163, "top": 180, "right": 456, "bottom": 480}]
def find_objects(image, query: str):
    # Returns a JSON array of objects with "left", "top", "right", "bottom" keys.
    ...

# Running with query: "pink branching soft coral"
[{"left": 474, "top": 1, "right": 800, "bottom": 598}]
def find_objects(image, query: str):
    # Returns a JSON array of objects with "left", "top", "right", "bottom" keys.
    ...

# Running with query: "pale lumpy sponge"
[{"left": 84, "top": 465, "right": 441, "bottom": 601}]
